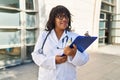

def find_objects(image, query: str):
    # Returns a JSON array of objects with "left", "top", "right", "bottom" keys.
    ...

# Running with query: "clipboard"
[{"left": 69, "top": 36, "right": 97, "bottom": 53}]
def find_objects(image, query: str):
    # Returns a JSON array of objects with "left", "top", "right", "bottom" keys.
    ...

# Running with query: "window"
[
  {"left": 99, "top": 21, "right": 106, "bottom": 29},
  {"left": 0, "top": 0, "right": 19, "bottom": 8},
  {"left": 99, "top": 30, "right": 105, "bottom": 37},
  {"left": 100, "top": 13, "right": 106, "bottom": 19},
  {"left": 0, "top": 30, "right": 20, "bottom": 45},
  {"left": 101, "top": 2, "right": 114, "bottom": 12},
  {"left": 0, "top": 0, "right": 38, "bottom": 68},
  {"left": 26, "top": 0, "right": 34, "bottom": 10},
  {"left": 103, "top": 0, "right": 114, "bottom": 3},
  {"left": 101, "top": 3, "right": 109, "bottom": 11},
  {"left": 26, "top": 13, "right": 36, "bottom": 27},
  {"left": 0, "top": 10, "right": 20, "bottom": 26},
  {"left": 26, "top": 30, "right": 35, "bottom": 44}
]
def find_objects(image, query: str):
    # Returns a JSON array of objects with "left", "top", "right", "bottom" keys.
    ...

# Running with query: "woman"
[{"left": 32, "top": 5, "right": 89, "bottom": 80}]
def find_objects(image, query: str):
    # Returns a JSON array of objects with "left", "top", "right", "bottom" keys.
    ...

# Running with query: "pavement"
[{"left": 0, "top": 45, "right": 120, "bottom": 80}]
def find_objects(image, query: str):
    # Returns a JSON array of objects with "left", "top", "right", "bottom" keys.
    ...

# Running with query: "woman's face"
[{"left": 55, "top": 13, "right": 69, "bottom": 31}]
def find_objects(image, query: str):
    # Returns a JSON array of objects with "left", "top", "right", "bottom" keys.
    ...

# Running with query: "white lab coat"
[{"left": 32, "top": 29, "right": 89, "bottom": 80}]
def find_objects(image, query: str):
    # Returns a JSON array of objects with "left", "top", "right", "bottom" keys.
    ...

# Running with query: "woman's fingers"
[
  {"left": 73, "top": 44, "right": 77, "bottom": 49},
  {"left": 55, "top": 55, "right": 67, "bottom": 64}
]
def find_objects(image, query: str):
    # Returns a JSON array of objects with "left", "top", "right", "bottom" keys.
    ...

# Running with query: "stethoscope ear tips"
[
  {"left": 57, "top": 36, "right": 69, "bottom": 49},
  {"left": 65, "top": 35, "right": 69, "bottom": 42}
]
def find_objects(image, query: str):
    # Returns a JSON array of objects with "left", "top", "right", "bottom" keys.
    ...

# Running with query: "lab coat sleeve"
[
  {"left": 31, "top": 31, "right": 56, "bottom": 70},
  {"left": 68, "top": 50, "right": 89, "bottom": 66}
]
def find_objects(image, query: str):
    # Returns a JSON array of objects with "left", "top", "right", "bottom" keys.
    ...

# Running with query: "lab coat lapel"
[
  {"left": 51, "top": 30, "right": 59, "bottom": 43},
  {"left": 59, "top": 30, "right": 68, "bottom": 41},
  {"left": 51, "top": 29, "right": 68, "bottom": 43}
]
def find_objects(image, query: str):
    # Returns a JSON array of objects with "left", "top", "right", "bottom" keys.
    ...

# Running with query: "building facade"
[
  {"left": 0, "top": 0, "right": 119, "bottom": 68},
  {"left": 99, "top": 0, "right": 119, "bottom": 45}
]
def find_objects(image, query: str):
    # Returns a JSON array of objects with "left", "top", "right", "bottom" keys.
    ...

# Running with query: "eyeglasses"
[{"left": 56, "top": 14, "right": 69, "bottom": 20}]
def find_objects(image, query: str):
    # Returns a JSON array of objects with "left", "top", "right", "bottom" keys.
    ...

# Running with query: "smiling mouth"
[
  {"left": 61, "top": 23, "right": 67, "bottom": 26},
  {"left": 61, "top": 21, "right": 68, "bottom": 24},
  {"left": 61, "top": 23, "right": 66, "bottom": 24}
]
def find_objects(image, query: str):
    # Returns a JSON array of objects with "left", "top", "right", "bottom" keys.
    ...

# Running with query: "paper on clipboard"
[{"left": 69, "top": 36, "right": 97, "bottom": 53}]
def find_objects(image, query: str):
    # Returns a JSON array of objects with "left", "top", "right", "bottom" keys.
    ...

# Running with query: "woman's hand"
[
  {"left": 55, "top": 55, "right": 67, "bottom": 64},
  {"left": 63, "top": 44, "right": 77, "bottom": 58}
]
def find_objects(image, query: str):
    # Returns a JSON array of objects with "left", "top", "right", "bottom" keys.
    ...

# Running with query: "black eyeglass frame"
[{"left": 55, "top": 14, "right": 69, "bottom": 20}]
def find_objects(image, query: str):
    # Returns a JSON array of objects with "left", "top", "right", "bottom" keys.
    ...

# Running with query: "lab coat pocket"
[{"left": 39, "top": 67, "right": 56, "bottom": 80}]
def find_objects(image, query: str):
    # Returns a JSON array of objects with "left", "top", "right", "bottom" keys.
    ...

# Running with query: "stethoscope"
[
  {"left": 57, "top": 34, "right": 73, "bottom": 56},
  {"left": 56, "top": 35, "right": 69, "bottom": 49}
]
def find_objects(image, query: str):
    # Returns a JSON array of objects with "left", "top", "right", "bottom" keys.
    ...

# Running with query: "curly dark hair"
[{"left": 45, "top": 5, "right": 72, "bottom": 31}]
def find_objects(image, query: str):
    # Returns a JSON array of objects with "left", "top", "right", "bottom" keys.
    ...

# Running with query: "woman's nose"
[{"left": 62, "top": 17, "right": 67, "bottom": 20}]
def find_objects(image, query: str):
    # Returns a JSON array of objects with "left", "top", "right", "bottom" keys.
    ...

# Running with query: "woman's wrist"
[{"left": 71, "top": 49, "right": 76, "bottom": 58}]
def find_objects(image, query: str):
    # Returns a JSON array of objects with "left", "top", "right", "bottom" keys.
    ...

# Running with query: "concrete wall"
[{"left": 38, "top": 0, "right": 102, "bottom": 50}]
